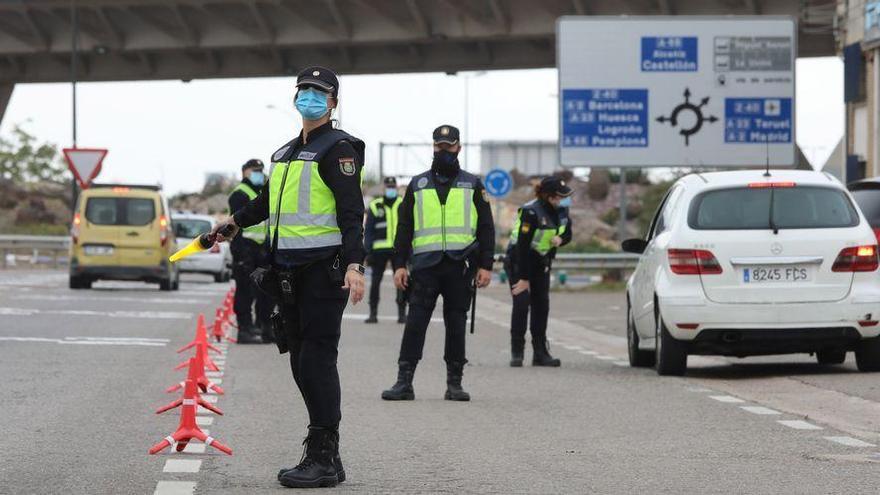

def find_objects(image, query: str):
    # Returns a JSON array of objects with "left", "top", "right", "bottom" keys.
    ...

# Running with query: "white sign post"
[
  {"left": 557, "top": 16, "right": 796, "bottom": 168},
  {"left": 63, "top": 148, "right": 107, "bottom": 189}
]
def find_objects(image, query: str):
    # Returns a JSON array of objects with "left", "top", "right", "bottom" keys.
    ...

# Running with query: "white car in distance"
[
  {"left": 171, "top": 212, "right": 232, "bottom": 283},
  {"left": 623, "top": 170, "right": 880, "bottom": 376}
]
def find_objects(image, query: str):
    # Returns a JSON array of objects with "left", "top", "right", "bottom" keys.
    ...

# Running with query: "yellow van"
[{"left": 69, "top": 184, "right": 180, "bottom": 291}]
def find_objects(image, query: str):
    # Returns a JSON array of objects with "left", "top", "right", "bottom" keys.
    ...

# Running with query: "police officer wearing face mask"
[
  {"left": 505, "top": 176, "right": 574, "bottom": 367},
  {"left": 364, "top": 177, "right": 406, "bottom": 324},
  {"left": 228, "top": 158, "right": 272, "bottom": 344},
  {"left": 212, "top": 66, "right": 366, "bottom": 489},
  {"left": 381, "top": 125, "right": 494, "bottom": 402}
]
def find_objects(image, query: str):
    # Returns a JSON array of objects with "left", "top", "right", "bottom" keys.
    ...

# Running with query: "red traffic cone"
[
  {"left": 212, "top": 308, "right": 236, "bottom": 343},
  {"left": 177, "top": 314, "right": 222, "bottom": 354},
  {"left": 149, "top": 376, "right": 232, "bottom": 455},
  {"left": 169, "top": 342, "right": 224, "bottom": 394},
  {"left": 157, "top": 357, "right": 223, "bottom": 415}
]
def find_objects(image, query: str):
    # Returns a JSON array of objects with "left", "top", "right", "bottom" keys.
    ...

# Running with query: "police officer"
[
  {"left": 381, "top": 125, "right": 494, "bottom": 402},
  {"left": 363, "top": 177, "right": 406, "bottom": 324},
  {"left": 228, "top": 159, "right": 271, "bottom": 344},
  {"left": 212, "top": 66, "right": 365, "bottom": 489},
  {"left": 505, "top": 176, "right": 573, "bottom": 367}
]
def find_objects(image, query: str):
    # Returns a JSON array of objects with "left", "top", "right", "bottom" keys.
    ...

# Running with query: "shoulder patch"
[
  {"left": 297, "top": 151, "right": 317, "bottom": 161},
  {"left": 521, "top": 222, "right": 531, "bottom": 234},
  {"left": 273, "top": 145, "right": 290, "bottom": 162},
  {"left": 339, "top": 157, "right": 356, "bottom": 176},
  {"left": 417, "top": 177, "right": 429, "bottom": 189}
]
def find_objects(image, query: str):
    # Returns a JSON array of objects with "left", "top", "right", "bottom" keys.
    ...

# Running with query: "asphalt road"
[{"left": 3, "top": 270, "right": 880, "bottom": 494}]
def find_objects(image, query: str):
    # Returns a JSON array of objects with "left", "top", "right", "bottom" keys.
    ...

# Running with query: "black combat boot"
[
  {"left": 364, "top": 305, "right": 378, "bottom": 324},
  {"left": 510, "top": 340, "right": 525, "bottom": 367},
  {"left": 532, "top": 339, "right": 561, "bottom": 367},
  {"left": 236, "top": 324, "right": 263, "bottom": 344},
  {"left": 278, "top": 429, "right": 345, "bottom": 484},
  {"left": 278, "top": 427, "right": 339, "bottom": 488},
  {"left": 397, "top": 304, "right": 407, "bottom": 324},
  {"left": 381, "top": 361, "right": 416, "bottom": 400},
  {"left": 444, "top": 362, "right": 471, "bottom": 401}
]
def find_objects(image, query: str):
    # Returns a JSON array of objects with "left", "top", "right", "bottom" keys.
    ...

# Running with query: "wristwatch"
[{"left": 347, "top": 263, "right": 366, "bottom": 275}]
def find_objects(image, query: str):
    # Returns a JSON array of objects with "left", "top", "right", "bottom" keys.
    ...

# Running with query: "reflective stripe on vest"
[
  {"left": 268, "top": 160, "right": 342, "bottom": 251},
  {"left": 231, "top": 182, "right": 267, "bottom": 244},
  {"left": 369, "top": 197, "right": 402, "bottom": 250},
  {"left": 509, "top": 202, "right": 567, "bottom": 256},
  {"left": 412, "top": 185, "right": 477, "bottom": 255}
]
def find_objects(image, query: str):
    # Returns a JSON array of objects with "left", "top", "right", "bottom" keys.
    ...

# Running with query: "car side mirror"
[{"left": 621, "top": 238, "right": 648, "bottom": 254}]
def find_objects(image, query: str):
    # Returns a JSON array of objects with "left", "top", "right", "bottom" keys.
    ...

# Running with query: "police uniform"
[
  {"left": 382, "top": 125, "right": 495, "bottom": 402},
  {"left": 228, "top": 160, "right": 272, "bottom": 344},
  {"left": 505, "top": 176, "right": 574, "bottom": 367},
  {"left": 230, "top": 67, "right": 364, "bottom": 488},
  {"left": 363, "top": 177, "right": 406, "bottom": 324}
]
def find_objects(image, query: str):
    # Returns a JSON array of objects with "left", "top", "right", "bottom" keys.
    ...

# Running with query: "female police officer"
[
  {"left": 212, "top": 66, "right": 365, "bottom": 488},
  {"left": 505, "top": 176, "right": 573, "bottom": 368}
]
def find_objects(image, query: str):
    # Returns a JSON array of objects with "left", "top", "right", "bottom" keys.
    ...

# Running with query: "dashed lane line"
[
  {"left": 0, "top": 307, "right": 193, "bottom": 319},
  {"left": 824, "top": 436, "right": 876, "bottom": 447},
  {"left": 740, "top": 406, "right": 781, "bottom": 415},
  {"left": 12, "top": 294, "right": 213, "bottom": 305},
  {"left": 163, "top": 460, "right": 202, "bottom": 473},
  {"left": 195, "top": 416, "right": 214, "bottom": 426},
  {"left": 778, "top": 420, "right": 823, "bottom": 430},
  {"left": 0, "top": 336, "right": 168, "bottom": 347},
  {"left": 709, "top": 395, "right": 746, "bottom": 404},
  {"left": 595, "top": 355, "right": 616, "bottom": 361},
  {"left": 612, "top": 361, "right": 629, "bottom": 367},
  {"left": 153, "top": 481, "right": 197, "bottom": 495}
]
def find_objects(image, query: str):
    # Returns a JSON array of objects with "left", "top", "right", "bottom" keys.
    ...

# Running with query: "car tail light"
[
  {"left": 71, "top": 213, "right": 81, "bottom": 245},
  {"left": 747, "top": 181, "right": 796, "bottom": 188},
  {"left": 676, "top": 323, "right": 699, "bottom": 330},
  {"left": 159, "top": 215, "right": 169, "bottom": 247},
  {"left": 210, "top": 243, "right": 221, "bottom": 253},
  {"left": 832, "top": 245, "right": 879, "bottom": 272},
  {"left": 668, "top": 249, "right": 723, "bottom": 275},
  {"left": 859, "top": 320, "right": 879, "bottom": 327}
]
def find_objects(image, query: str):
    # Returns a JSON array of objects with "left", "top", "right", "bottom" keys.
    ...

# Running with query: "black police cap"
[
  {"left": 242, "top": 159, "right": 264, "bottom": 172},
  {"left": 296, "top": 66, "right": 339, "bottom": 97},
  {"left": 540, "top": 176, "right": 573, "bottom": 197},
  {"left": 432, "top": 125, "right": 460, "bottom": 145},
  {"left": 383, "top": 176, "right": 398, "bottom": 187}
]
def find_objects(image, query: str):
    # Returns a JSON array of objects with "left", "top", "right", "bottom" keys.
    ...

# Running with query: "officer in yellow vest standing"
[
  {"left": 228, "top": 159, "right": 270, "bottom": 344},
  {"left": 212, "top": 66, "right": 365, "bottom": 488},
  {"left": 381, "top": 125, "right": 494, "bottom": 402},
  {"left": 364, "top": 177, "right": 406, "bottom": 324},
  {"left": 505, "top": 176, "right": 573, "bottom": 367}
]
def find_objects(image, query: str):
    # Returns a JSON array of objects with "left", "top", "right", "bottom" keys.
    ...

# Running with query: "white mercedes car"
[
  {"left": 171, "top": 212, "right": 232, "bottom": 283},
  {"left": 623, "top": 170, "right": 880, "bottom": 375}
]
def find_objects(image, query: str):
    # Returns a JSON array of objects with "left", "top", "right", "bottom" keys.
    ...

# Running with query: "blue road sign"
[
  {"left": 485, "top": 169, "right": 513, "bottom": 198},
  {"left": 724, "top": 98, "right": 792, "bottom": 143},
  {"left": 562, "top": 88, "right": 649, "bottom": 148},
  {"left": 641, "top": 36, "right": 698, "bottom": 72}
]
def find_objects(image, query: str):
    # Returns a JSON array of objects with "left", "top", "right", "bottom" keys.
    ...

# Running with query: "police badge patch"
[
  {"left": 339, "top": 158, "right": 356, "bottom": 176},
  {"left": 417, "top": 177, "right": 429, "bottom": 189}
]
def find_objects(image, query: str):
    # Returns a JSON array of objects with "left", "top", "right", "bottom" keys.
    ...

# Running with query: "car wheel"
[
  {"left": 223, "top": 270, "right": 232, "bottom": 282},
  {"left": 655, "top": 311, "right": 688, "bottom": 376},
  {"left": 214, "top": 272, "right": 224, "bottom": 283},
  {"left": 159, "top": 278, "right": 172, "bottom": 291},
  {"left": 816, "top": 349, "right": 846, "bottom": 365},
  {"left": 69, "top": 276, "right": 91, "bottom": 290},
  {"left": 627, "top": 301, "right": 655, "bottom": 367},
  {"left": 172, "top": 274, "right": 180, "bottom": 291},
  {"left": 855, "top": 337, "right": 880, "bottom": 372}
]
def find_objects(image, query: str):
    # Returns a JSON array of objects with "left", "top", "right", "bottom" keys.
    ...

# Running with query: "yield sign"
[{"left": 63, "top": 148, "right": 107, "bottom": 189}]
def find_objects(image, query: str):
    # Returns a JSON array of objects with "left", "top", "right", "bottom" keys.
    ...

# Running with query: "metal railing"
[
  {"left": 493, "top": 252, "right": 639, "bottom": 271},
  {"left": 0, "top": 235, "right": 70, "bottom": 268}
]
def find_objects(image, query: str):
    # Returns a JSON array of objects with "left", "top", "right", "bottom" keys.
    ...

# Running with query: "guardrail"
[
  {"left": 494, "top": 252, "right": 640, "bottom": 271},
  {"left": 0, "top": 235, "right": 70, "bottom": 268}
]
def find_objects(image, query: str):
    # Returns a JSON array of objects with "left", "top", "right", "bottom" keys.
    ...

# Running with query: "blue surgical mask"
[
  {"left": 249, "top": 171, "right": 265, "bottom": 186},
  {"left": 385, "top": 188, "right": 398, "bottom": 199},
  {"left": 559, "top": 197, "right": 572, "bottom": 208},
  {"left": 295, "top": 88, "right": 330, "bottom": 120}
]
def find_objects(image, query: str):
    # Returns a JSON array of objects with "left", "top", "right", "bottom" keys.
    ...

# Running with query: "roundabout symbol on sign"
[
  {"left": 656, "top": 87, "right": 718, "bottom": 146},
  {"left": 485, "top": 169, "right": 512, "bottom": 198}
]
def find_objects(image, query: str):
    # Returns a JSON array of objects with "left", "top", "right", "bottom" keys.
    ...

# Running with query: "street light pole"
[{"left": 70, "top": 0, "right": 79, "bottom": 212}]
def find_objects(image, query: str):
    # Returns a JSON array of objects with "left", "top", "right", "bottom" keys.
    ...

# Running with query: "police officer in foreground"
[
  {"left": 364, "top": 177, "right": 406, "bottom": 324},
  {"left": 505, "top": 176, "right": 573, "bottom": 367},
  {"left": 381, "top": 125, "right": 494, "bottom": 402},
  {"left": 228, "top": 159, "right": 271, "bottom": 344},
  {"left": 212, "top": 66, "right": 366, "bottom": 489}
]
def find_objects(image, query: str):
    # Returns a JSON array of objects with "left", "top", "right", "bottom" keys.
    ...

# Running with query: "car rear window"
[
  {"left": 851, "top": 189, "right": 880, "bottom": 227},
  {"left": 173, "top": 219, "right": 212, "bottom": 238},
  {"left": 85, "top": 197, "right": 156, "bottom": 226},
  {"left": 689, "top": 186, "right": 859, "bottom": 230}
]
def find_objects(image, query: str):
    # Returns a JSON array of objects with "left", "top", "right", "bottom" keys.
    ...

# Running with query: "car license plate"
[
  {"left": 743, "top": 266, "right": 811, "bottom": 283},
  {"left": 84, "top": 245, "right": 114, "bottom": 256}
]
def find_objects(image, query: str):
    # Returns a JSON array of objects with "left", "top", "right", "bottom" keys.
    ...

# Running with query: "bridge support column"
[{"left": 0, "top": 83, "right": 14, "bottom": 126}]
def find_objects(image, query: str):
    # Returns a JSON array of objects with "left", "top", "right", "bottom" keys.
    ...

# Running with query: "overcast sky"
[{"left": 1, "top": 57, "right": 842, "bottom": 195}]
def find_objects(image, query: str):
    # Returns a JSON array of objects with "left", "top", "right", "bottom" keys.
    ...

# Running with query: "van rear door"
[
  {"left": 114, "top": 192, "right": 163, "bottom": 267},
  {"left": 80, "top": 195, "right": 121, "bottom": 265}
]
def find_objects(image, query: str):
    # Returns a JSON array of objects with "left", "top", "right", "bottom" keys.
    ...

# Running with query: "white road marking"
[
  {"left": 824, "top": 436, "right": 876, "bottom": 447},
  {"left": 778, "top": 420, "right": 823, "bottom": 430},
  {"left": 177, "top": 443, "right": 206, "bottom": 454},
  {"left": 709, "top": 395, "right": 746, "bottom": 404},
  {"left": 211, "top": 378, "right": 222, "bottom": 384},
  {"left": 163, "top": 459, "right": 202, "bottom": 473},
  {"left": 612, "top": 361, "right": 629, "bottom": 366},
  {"left": 686, "top": 387, "right": 713, "bottom": 393},
  {"left": 595, "top": 355, "right": 616, "bottom": 361},
  {"left": 0, "top": 307, "right": 192, "bottom": 319},
  {"left": 562, "top": 345, "right": 582, "bottom": 351},
  {"left": 195, "top": 416, "right": 214, "bottom": 426},
  {"left": 206, "top": 371, "right": 223, "bottom": 377},
  {"left": 344, "top": 313, "right": 443, "bottom": 323},
  {"left": 153, "top": 481, "right": 196, "bottom": 495},
  {"left": 578, "top": 350, "right": 598, "bottom": 356},
  {"left": 0, "top": 337, "right": 167, "bottom": 347},
  {"left": 13, "top": 294, "right": 212, "bottom": 305},
  {"left": 740, "top": 406, "right": 781, "bottom": 415},
  {"left": 202, "top": 395, "right": 218, "bottom": 403}
]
